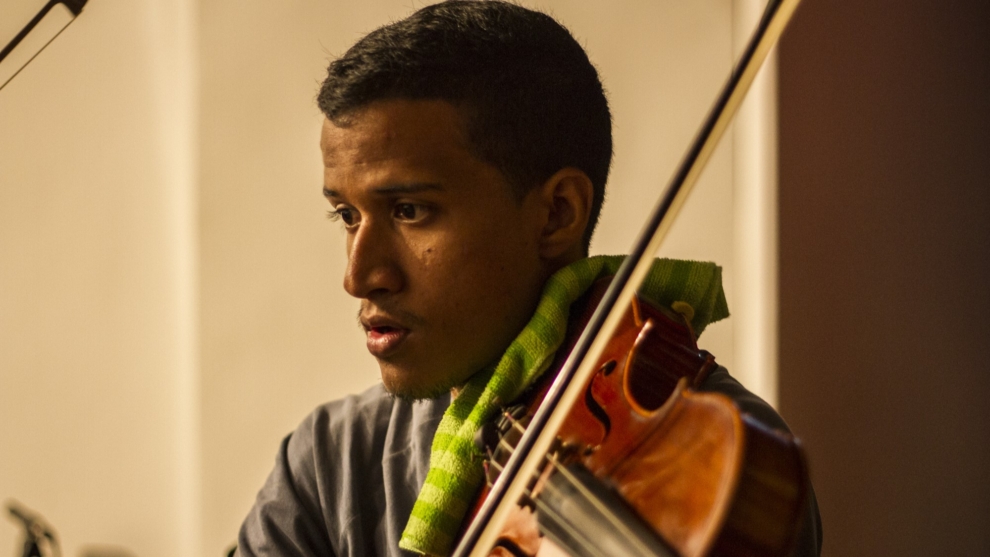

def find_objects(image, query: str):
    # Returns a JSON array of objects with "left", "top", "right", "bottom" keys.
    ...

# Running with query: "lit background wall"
[
  {"left": 1, "top": 1, "right": 774, "bottom": 556},
  {"left": 0, "top": 1, "right": 198, "bottom": 556}
]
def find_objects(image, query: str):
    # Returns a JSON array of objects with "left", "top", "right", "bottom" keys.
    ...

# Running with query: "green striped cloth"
[{"left": 398, "top": 255, "right": 729, "bottom": 555}]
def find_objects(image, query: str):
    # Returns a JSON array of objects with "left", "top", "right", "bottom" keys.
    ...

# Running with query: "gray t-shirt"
[{"left": 237, "top": 367, "right": 822, "bottom": 556}]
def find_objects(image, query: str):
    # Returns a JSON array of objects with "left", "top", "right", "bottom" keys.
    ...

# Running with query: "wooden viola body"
[{"left": 478, "top": 279, "right": 809, "bottom": 557}]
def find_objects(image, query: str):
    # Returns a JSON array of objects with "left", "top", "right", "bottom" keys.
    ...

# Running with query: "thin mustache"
[{"left": 356, "top": 303, "right": 426, "bottom": 329}]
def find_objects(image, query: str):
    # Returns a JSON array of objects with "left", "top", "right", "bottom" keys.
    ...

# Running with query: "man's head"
[
  {"left": 318, "top": 1, "right": 612, "bottom": 398},
  {"left": 318, "top": 1, "right": 612, "bottom": 250}
]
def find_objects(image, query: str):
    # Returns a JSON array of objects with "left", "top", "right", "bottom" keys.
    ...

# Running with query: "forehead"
[{"left": 320, "top": 99, "right": 476, "bottom": 173}]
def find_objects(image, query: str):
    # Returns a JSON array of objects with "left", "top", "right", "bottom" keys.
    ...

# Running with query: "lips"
[{"left": 361, "top": 313, "right": 411, "bottom": 358}]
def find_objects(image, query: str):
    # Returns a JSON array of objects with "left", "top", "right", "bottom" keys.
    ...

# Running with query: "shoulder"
[
  {"left": 288, "top": 385, "right": 447, "bottom": 500},
  {"left": 291, "top": 383, "right": 448, "bottom": 476},
  {"left": 238, "top": 383, "right": 450, "bottom": 557},
  {"left": 293, "top": 383, "right": 401, "bottom": 462},
  {"left": 698, "top": 365, "right": 791, "bottom": 432}
]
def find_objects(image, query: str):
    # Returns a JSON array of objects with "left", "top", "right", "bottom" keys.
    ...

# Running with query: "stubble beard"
[{"left": 379, "top": 360, "right": 489, "bottom": 401}]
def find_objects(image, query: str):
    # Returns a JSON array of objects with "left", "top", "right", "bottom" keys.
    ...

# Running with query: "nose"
[{"left": 343, "top": 219, "right": 404, "bottom": 300}]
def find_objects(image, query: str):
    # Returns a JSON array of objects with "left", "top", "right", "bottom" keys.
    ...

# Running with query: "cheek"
[
  {"left": 458, "top": 233, "right": 539, "bottom": 311},
  {"left": 410, "top": 238, "right": 495, "bottom": 311},
  {"left": 408, "top": 239, "right": 438, "bottom": 275},
  {"left": 408, "top": 209, "right": 541, "bottom": 311}
]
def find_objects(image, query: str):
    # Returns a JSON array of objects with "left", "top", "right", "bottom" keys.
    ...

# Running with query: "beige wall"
[
  {"left": 1, "top": 2, "right": 774, "bottom": 556},
  {"left": 0, "top": 1, "right": 198, "bottom": 556}
]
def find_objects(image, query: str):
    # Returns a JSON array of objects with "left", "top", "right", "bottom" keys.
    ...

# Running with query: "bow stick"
[{"left": 451, "top": 0, "right": 803, "bottom": 555}]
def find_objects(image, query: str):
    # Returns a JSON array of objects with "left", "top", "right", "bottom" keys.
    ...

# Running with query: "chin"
[{"left": 379, "top": 363, "right": 459, "bottom": 401}]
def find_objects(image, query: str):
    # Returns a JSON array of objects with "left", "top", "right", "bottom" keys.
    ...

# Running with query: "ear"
[{"left": 536, "top": 167, "right": 594, "bottom": 261}]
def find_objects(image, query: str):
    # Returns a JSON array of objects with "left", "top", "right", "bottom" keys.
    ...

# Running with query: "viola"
[
  {"left": 473, "top": 280, "right": 809, "bottom": 556},
  {"left": 451, "top": 0, "right": 808, "bottom": 555}
]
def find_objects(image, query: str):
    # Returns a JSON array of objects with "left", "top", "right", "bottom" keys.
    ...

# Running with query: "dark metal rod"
[
  {"left": 0, "top": 1, "right": 88, "bottom": 93},
  {"left": 0, "top": 0, "right": 61, "bottom": 64},
  {"left": 0, "top": 14, "right": 78, "bottom": 92},
  {"left": 61, "top": 0, "right": 88, "bottom": 16}
]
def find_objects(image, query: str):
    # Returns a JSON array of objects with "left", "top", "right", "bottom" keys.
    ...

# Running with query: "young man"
[{"left": 237, "top": 2, "right": 821, "bottom": 556}]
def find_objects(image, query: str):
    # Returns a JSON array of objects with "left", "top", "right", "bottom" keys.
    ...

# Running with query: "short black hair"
[{"left": 317, "top": 0, "right": 612, "bottom": 250}]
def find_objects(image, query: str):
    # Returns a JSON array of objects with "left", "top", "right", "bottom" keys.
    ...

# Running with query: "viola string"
[
  {"left": 528, "top": 497, "right": 612, "bottom": 557},
  {"left": 484, "top": 455, "right": 611, "bottom": 557},
  {"left": 487, "top": 411, "right": 656, "bottom": 556},
  {"left": 544, "top": 454, "right": 659, "bottom": 556},
  {"left": 485, "top": 453, "right": 650, "bottom": 556}
]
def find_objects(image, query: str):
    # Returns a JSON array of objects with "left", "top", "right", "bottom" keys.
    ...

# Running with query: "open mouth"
[{"left": 365, "top": 324, "right": 408, "bottom": 357}]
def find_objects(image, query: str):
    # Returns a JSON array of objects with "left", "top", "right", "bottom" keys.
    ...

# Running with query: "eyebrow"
[{"left": 323, "top": 182, "right": 444, "bottom": 199}]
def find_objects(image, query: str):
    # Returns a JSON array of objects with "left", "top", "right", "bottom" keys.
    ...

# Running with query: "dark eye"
[
  {"left": 327, "top": 207, "right": 356, "bottom": 226},
  {"left": 394, "top": 203, "right": 424, "bottom": 221}
]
